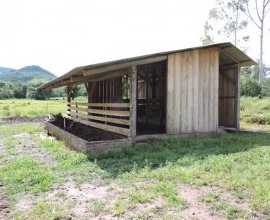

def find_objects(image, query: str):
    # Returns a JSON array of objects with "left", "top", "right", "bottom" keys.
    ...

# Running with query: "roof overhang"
[{"left": 38, "top": 42, "right": 257, "bottom": 91}]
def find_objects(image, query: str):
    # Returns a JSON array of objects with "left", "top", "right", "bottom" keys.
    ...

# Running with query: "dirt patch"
[
  {"left": 179, "top": 184, "right": 222, "bottom": 220},
  {"left": 0, "top": 116, "right": 46, "bottom": 125},
  {"left": 178, "top": 184, "right": 258, "bottom": 219},
  {"left": 0, "top": 187, "right": 10, "bottom": 220},
  {"left": 14, "top": 134, "right": 56, "bottom": 164},
  {"left": 16, "top": 180, "right": 123, "bottom": 219},
  {"left": 48, "top": 114, "right": 124, "bottom": 142}
]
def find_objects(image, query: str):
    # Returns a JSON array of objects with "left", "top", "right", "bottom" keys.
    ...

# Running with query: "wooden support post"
[
  {"left": 130, "top": 65, "right": 137, "bottom": 140},
  {"left": 67, "top": 86, "right": 71, "bottom": 116},
  {"left": 86, "top": 82, "right": 91, "bottom": 119},
  {"left": 157, "top": 65, "right": 163, "bottom": 125},
  {"left": 235, "top": 65, "right": 240, "bottom": 129}
]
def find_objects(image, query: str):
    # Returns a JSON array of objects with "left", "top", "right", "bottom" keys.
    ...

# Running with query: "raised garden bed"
[{"left": 45, "top": 114, "right": 130, "bottom": 153}]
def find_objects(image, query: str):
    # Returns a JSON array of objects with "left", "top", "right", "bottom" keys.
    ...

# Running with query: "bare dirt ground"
[
  {"left": 0, "top": 188, "right": 10, "bottom": 220},
  {"left": 0, "top": 116, "right": 46, "bottom": 125},
  {"left": 0, "top": 121, "right": 261, "bottom": 220}
]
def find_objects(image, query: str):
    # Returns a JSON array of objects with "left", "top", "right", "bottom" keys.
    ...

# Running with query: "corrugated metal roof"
[{"left": 38, "top": 42, "right": 256, "bottom": 90}]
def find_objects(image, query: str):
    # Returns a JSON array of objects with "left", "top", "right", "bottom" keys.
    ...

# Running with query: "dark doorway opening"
[{"left": 136, "top": 61, "right": 167, "bottom": 135}]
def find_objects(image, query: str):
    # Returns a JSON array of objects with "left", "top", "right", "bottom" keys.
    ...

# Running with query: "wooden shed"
[{"left": 39, "top": 42, "right": 256, "bottom": 149}]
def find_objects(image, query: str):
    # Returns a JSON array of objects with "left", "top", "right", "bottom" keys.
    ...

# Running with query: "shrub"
[{"left": 240, "top": 76, "right": 261, "bottom": 97}]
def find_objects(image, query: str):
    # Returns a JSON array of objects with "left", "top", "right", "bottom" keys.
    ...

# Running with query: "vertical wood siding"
[{"left": 166, "top": 48, "right": 219, "bottom": 134}]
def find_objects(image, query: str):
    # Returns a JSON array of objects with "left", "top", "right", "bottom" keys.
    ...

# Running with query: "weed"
[
  {"left": 0, "top": 157, "right": 54, "bottom": 196},
  {"left": 111, "top": 200, "right": 133, "bottom": 216},
  {"left": 13, "top": 201, "right": 68, "bottom": 220},
  {"left": 4, "top": 137, "right": 20, "bottom": 149},
  {"left": 14, "top": 110, "right": 21, "bottom": 117},
  {"left": 0, "top": 123, "right": 43, "bottom": 136},
  {"left": 129, "top": 188, "right": 154, "bottom": 203},
  {"left": 2, "top": 110, "right": 10, "bottom": 117},
  {"left": 37, "top": 137, "right": 106, "bottom": 183},
  {"left": 151, "top": 182, "right": 186, "bottom": 208},
  {"left": 87, "top": 198, "right": 105, "bottom": 215},
  {"left": 200, "top": 192, "right": 245, "bottom": 219}
]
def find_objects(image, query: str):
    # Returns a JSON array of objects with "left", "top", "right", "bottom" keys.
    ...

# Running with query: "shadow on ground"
[{"left": 87, "top": 131, "right": 270, "bottom": 177}]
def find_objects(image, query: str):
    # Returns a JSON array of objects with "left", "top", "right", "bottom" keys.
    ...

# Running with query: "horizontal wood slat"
[
  {"left": 68, "top": 106, "right": 130, "bottom": 117},
  {"left": 219, "top": 96, "right": 236, "bottom": 99},
  {"left": 70, "top": 112, "right": 131, "bottom": 125},
  {"left": 68, "top": 102, "right": 130, "bottom": 108},
  {"left": 68, "top": 116, "right": 130, "bottom": 136},
  {"left": 67, "top": 101, "right": 131, "bottom": 137}
]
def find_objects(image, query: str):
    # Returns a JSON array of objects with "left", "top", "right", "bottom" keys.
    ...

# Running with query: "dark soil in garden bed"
[{"left": 48, "top": 114, "right": 123, "bottom": 142}]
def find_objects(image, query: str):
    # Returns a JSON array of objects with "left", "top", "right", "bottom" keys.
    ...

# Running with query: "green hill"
[
  {"left": 0, "top": 65, "right": 56, "bottom": 83},
  {"left": 0, "top": 67, "right": 15, "bottom": 74}
]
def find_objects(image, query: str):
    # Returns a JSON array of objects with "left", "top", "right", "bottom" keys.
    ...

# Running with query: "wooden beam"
[
  {"left": 71, "top": 75, "right": 84, "bottom": 82},
  {"left": 83, "top": 56, "right": 167, "bottom": 76},
  {"left": 69, "top": 102, "right": 130, "bottom": 108},
  {"left": 130, "top": 65, "right": 137, "bottom": 138},
  {"left": 69, "top": 68, "right": 128, "bottom": 86}
]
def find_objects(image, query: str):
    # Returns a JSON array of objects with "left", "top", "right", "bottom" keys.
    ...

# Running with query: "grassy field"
[
  {"left": 0, "top": 99, "right": 66, "bottom": 118},
  {"left": 241, "top": 96, "right": 270, "bottom": 125},
  {"left": 0, "top": 97, "right": 270, "bottom": 219},
  {"left": 0, "top": 97, "right": 87, "bottom": 118},
  {"left": 0, "top": 122, "right": 269, "bottom": 219}
]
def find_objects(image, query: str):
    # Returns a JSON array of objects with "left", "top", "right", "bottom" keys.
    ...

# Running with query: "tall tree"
[
  {"left": 243, "top": 0, "right": 270, "bottom": 85},
  {"left": 203, "top": 0, "right": 249, "bottom": 48}
]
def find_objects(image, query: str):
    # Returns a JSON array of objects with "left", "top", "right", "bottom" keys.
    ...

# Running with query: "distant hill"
[
  {"left": 0, "top": 65, "right": 56, "bottom": 84},
  {"left": 0, "top": 67, "right": 15, "bottom": 74}
]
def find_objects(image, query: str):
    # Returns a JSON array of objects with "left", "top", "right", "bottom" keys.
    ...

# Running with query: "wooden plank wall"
[
  {"left": 67, "top": 72, "right": 131, "bottom": 137},
  {"left": 167, "top": 48, "right": 219, "bottom": 134},
  {"left": 67, "top": 102, "right": 130, "bottom": 136},
  {"left": 218, "top": 66, "right": 238, "bottom": 128},
  {"left": 87, "top": 76, "right": 123, "bottom": 103}
]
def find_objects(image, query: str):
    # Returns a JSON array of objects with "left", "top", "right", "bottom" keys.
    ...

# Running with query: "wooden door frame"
[{"left": 218, "top": 64, "right": 240, "bottom": 129}]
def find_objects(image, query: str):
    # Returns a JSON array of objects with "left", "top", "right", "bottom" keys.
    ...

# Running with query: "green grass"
[
  {"left": 91, "top": 132, "right": 270, "bottom": 214},
  {"left": 0, "top": 123, "right": 43, "bottom": 136},
  {"left": 1, "top": 96, "right": 270, "bottom": 218},
  {"left": 87, "top": 198, "right": 105, "bottom": 215},
  {"left": 199, "top": 192, "right": 247, "bottom": 219},
  {"left": 0, "top": 99, "right": 66, "bottom": 118},
  {"left": 0, "top": 124, "right": 105, "bottom": 205},
  {"left": 37, "top": 138, "right": 107, "bottom": 183},
  {"left": 0, "top": 97, "right": 87, "bottom": 118},
  {"left": 13, "top": 201, "right": 69, "bottom": 220},
  {"left": 241, "top": 96, "right": 270, "bottom": 124},
  {"left": 0, "top": 157, "right": 54, "bottom": 196}
]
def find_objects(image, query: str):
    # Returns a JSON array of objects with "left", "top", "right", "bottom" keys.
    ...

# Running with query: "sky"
[{"left": 0, "top": 0, "right": 269, "bottom": 76}]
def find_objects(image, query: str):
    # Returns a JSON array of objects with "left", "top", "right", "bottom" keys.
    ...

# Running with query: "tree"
[
  {"left": 201, "top": 22, "right": 214, "bottom": 45},
  {"left": 240, "top": 74, "right": 261, "bottom": 96},
  {"left": 27, "top": 79, "right": 52, "bottom": 100},
  {"left": 243, "top": 0, "right": 270, "bottom": 85},
  {"left": 203, "top": 0, "right": 249, "bottom": 49},
  {"left": 13, "top": 81, "right": 27, "bottom": 99},
  {"left": 0, "top": 82, "right": 14, "bottom": 99}
]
